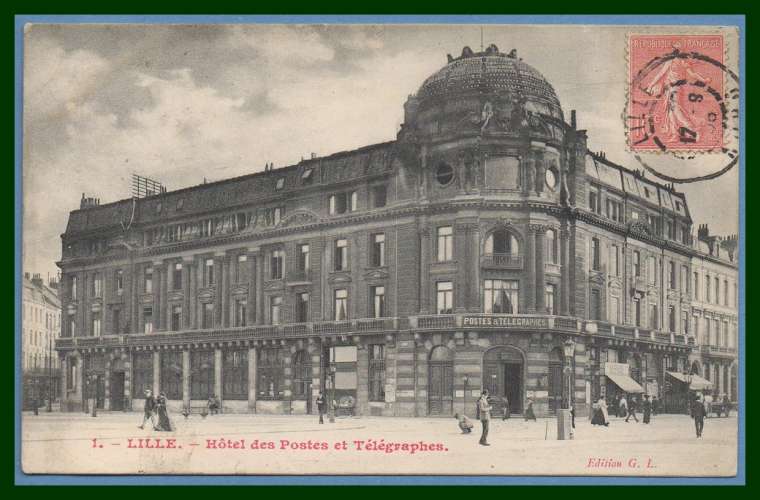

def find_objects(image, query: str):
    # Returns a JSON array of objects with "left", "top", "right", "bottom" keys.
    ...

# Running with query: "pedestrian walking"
[
  {"left": 642, "top": 395, "right": 651, "bottom": 424},
  {"left": 691, "top": 394, "right": 706, "bottom": 438},
  {"left": 154, "top": 391, "right": 174, "bottom": 432},
  {"left": 455, "top": 413, "right": 474, "bottom": 434},
  {"left": 524, "top": 398, "right": 537, "bottom": 421},
  {"left": 591, "top": 396, "right": 609, "bottom": 426},
  {"left": 477, "top": 390, "right": 492, "bottom": 446},
  {"left": 138, "top": 389, "right": 156, "bottom": 430},
  {"left": 316, "top": 393, "right": 327, "bottom": 424},
  {"left": 651, "top": 395, "right": 659, "bottom": 416},
  {"left": 625, "top": 396, "right": 639, "bottom": 422},
  {"left": 618, "top": 395, "right": 628, "bottom": 418},
  {"left": 502, "top": 396, "right": 510, "bottom": 420}
]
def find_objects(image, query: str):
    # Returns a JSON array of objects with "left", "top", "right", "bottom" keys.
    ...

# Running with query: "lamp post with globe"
[{"left": 557, "top": 338, "right": 575, "bottom": 440}]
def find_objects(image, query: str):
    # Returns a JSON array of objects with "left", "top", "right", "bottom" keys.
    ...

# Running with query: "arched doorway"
[
  {"left": 428, "top": 346, "right": 454, "bottom": 415},
  {"left": 483, "top": 346, "right": 524, "bottom": 415},
  {"left": 547, "top": 348, "right": 563, "bottom": 414}
]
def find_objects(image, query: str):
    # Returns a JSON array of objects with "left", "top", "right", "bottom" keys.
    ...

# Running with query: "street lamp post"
[
  {"left": 88, "top": 372, "right": 98, "bottom": 417},
  {"left": 329, "top": 365, "right": 336, "bottom": 424},
  {"left": 557, "top": 338, "right": 576, "bottom": 440},
  {"left": 463, "top": 375, "right": 469, "bottom": 416},
  {"left": 47, "top": 336, "right": 53, "bottom": 412}
]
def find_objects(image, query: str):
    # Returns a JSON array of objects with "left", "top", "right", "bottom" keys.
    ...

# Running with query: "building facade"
[
  {"left": 55, "top": 45, "right": 739, "bottom": 417},
  {"left": 22, "top": 273, "right": 62, "bottom": 408}
]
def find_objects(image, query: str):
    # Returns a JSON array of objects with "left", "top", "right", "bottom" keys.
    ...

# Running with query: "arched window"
[
  {"left": 545, "top": 229, "right": 557, "bottom": 264},
  {"left": 485, "top": 229, "right": 520, "bottom": 256}
]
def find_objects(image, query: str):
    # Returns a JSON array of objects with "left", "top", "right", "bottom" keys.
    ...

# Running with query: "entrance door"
[
  {"left": 111, "top": 372, "right": 125, "bottom": 411},
  {"left": 483, "top": 346, "right": 525, "bottom": 415},
  {"left": 504, "top": 363, "right": 522, "bottom": 414},
  {"left": 428, "top": 346, "right": 453, "bottom": 415},
  {"left": 548, "top": 348, "right": 563, "bottom": 414},
  {"left": 95, "top": 375, "right": 105, "bottom": 409}
]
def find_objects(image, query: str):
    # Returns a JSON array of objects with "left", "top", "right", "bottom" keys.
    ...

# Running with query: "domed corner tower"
[{"left": 398, "top": 44, "right": 586, "bottom": 204}]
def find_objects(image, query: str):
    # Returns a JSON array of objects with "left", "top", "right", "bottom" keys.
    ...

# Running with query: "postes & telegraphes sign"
[{"left": 461, "top": 315, "right": 549, "bottom": 328}]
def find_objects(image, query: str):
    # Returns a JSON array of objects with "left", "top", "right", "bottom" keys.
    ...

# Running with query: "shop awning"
[
  {"left": 606, "top": 373, "right": 645, "bottom": 393},
  {"left": 666, "top": 371, "right": 714, "bottom": 391}
]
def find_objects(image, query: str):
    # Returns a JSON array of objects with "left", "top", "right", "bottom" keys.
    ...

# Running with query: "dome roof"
[{"left": 417, "top": 45, "right": 562, "bottom": 116}]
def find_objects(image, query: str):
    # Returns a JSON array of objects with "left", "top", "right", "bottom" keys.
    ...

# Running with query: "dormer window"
[
  {"left": 301, "top": 169, "right": 313, "bottom": 184},
  {"left": 275, "top": 178, "right": 285, "bottom": 191}
]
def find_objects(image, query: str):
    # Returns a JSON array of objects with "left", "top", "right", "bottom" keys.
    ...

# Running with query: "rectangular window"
[
  {"left": 91, "top": 312, "right": 101, "bottom": 337},
  {"left": 590, "top": 289, "right": 601, "bottom": 321},
  {"left": 334, "top": 239, "right": 348, "bottom": 271},
  {"left": 371, "top": 286, "right": 386, "bottom": 318},
  {"left": 649, "top": 304, "right": 658, "bottom": 330},
  {"left": 545, "top": 284, "right": 557, "bottom": 315},
  {"left": 329, "top": 192, "right": 356, "bottom": 215},
  {"left": 334, "top": 289, "right": 348, "bottom": 321},
  {"left": 372, "top": 185, "right": 387, "bottom": 208},
  {"left": 633, "top": 251, "right": 641, "bottom": 277},
  {"left": 70, "top": 276, "right": 78, "bottom": 300},
  {"left": 298, "top": 244, "right": 310, "bottom": 273},
  {"left": 368, "top": 344, "right": 385, "bottom": 402},
  {"left": 714, "top": 277, "right": 720, "bottom": 304},
  {"left": 173, "top": 263, "right": 183, "bottom": 290},
  {"left": 705, "top": 274, "right": 711, "bottom": 302},
  {"left": 668, "top": 306, "right": 676, "bottom": 332},
  {"left": 296, "top": 292, "right": 309, "bottom": 323},
  {"left": 205, "top": 259, "right": 215, "bottom": 287},
  {"left": 669, "top": 261, "right": 676, "bottom": 289},
  {"left": 484, "top": 279, "right": 519, "bottom": 314},
  {"left": 223, "top": 349, "right": 248, "bottom": 400},
  {"left": 257, "top": 348, "right": 283, "bottom": 400},
  {"left": 190, "top": 350, "right": 215, "bottom": 400},
  {"left": 132, "top": 352, "right": 154, "bottom": 396},
  {"left": 545, "top": 229, "right": 558, "bottom": 264},
  {"left": 591, "top": 238, "right": 601, "bottom": 271},
  {"left": 589, "top": 191, "right": 598, "bottom": 213},
  {"left": 171, "top": 305, "right": 182, "bottom": 331},
  {"left": 647, "top": 256, "right": 657, "bottom": 285},
  {"left": 436, "top": 281, "right": 454, "bottom": 314},
  {"left": 144, "top": 267, "right": 153, "bottom": 293},
  {"left": 682, "top": 313, "right": 689, "bottom": 335},
  {"left": 115, "top": 269, "right": 123, "bottom": 295},
  {"left": 92, "top": 273, "right": 102, "bottom": 298},
  {"left": 724, "top": 280, "right": 729, "bottom": 306},
  {"left": 371, "top": 233, "right": 385, "bottom": 267},
  {"left": 202, "top": 303, "right": 214, "bottom": 329},
  {"left": 236, "top": 254, "right": 248, "bottom": 283},
  {"left": 633, "top": 298, "right": 641, "bottom": 327},
  {"left": 609, "top": 245, "right": 619, "bottom": 276},
  {"left": 269, "top": 296, "right": 282, "bottom": 325},
  {"left": 112, "top": 308, "right": 121, "bottom": 334},
  {"left": 160, "top": 351, "right": 182, "bottom": 400},
  {"left": 234, "top": 298, "right": 247, "bottom": 327},
  {"left": 681, "top": 265, "right": 689, "bottom": 293},
  {"left": 69, "top": 314, "right": 76, "bottom": 337},
  {"left": 143, "top": 306, "right": 153, "bottom": 334},
  {"left": 437, "top": 226, "right": 454, "bottom": 262},
  {"left": 270, "top": 249, "right": 284, "bottom": 280}
]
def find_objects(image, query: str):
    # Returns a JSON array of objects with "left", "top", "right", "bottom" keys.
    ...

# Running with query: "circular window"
[
  {"left": 545, "top": 168, "right": 558, "bottom": 190},
  {"left": 436, "top": 162, "right": 454, "bottom": 186}
]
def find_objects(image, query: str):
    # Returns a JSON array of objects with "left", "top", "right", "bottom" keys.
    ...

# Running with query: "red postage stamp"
[{"left": 627, "top": 34, "right": 725, "bottom": 152}]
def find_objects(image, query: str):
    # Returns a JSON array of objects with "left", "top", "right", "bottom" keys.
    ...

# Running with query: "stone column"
[
  {"left": 222, "top": 255, "right": 232, "bottom": 328},
  {"left": 470, "top": 223, "right": 481, "bottom": 311},
  {"left": 152, "top": 261, "right": 162, "bottom": 331},
  {"left": 534, "top": 225, "right": 547, "bottom": 314},
  {"left": 560, "top": 228, "right": 571, "bottom": 315},
  {"left": 182, "top": 349, "right": 191, "bottom": 407},
  {"left": 160, "top": 261, "right": 169, "bottom": 330},
  {"left": 215, "top": 348, "right": 223, "bottom": 404},
  {"left": 215, "top": 253, "right": 225, "bottom": 328},
  {"left": 420, "top": 225, "right": 431, "bottom": 313},
  {"left": 255, "top": 251, "right": 264, "bottom": 325},
  {"left": 152, "top": 350, "right": 160, "bottom": 395},
  {"left": 183, "top": 258, "right": 193, "bottom": 330},
  {"left": 246, "top": 250, "right": 258, "bottom": 326},
  {"left": 132, "top": 266, "right": 140, "bottom": 334},
  {"left": 525, "top": 226, "right": 537, "bottom": 314},
  {"left": 248, "top": 346, "right": 257, "bottom": 411}
]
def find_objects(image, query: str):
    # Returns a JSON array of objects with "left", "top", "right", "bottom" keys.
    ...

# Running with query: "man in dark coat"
[
  {"left": 138, "top": 389, "right": 156, "bottom": 429},
  {"left": 625, "top": 395, "right": 640, "bottom": 423},
  {"left": 477, "top": 390, "right": 492, "bottom": 446},
  {"left": 692, "top": 395, "right": 707, "bottom": 438},
  {"left": 316, "top": 393, "right": 327, "bottom": 424}
]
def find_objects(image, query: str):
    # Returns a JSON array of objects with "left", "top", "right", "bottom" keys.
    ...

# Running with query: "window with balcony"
[
  {"left": 270, "top": 249, "right": 284, "bottom": 280},
  {"left": 369, "top": 344, "right": 385, "bottom": 402},
  {"left": 484, "top": 279, "right": 518, "bottom": 314},
  {"left": 372, "top": 185, "right": 387, "bottom": 208},
  {"left": 234, "top": 298, "right": 247, "bottom": 327},
  {"left": 334, "top": 289, "right": 348, "bottom": 321},
  {"left": 236, "top": 254, "right": 248, "bottom": 283},
  {"left": 296, "top": 292, "right": 309, "bottom": 323},
  {"left": 143, "top": 306, "right": 153, "bottom": 334},
  {"left": 297, "top": 244, "right": 310, "bottom": 274},
  {"left": 668, "top": 306, "right": 676, "bottom": 332},
  {"left": 91, "top": 312, "right": 101, "bottom": 337},
  {"left": 171, "top": 305, "right": 182, "bottom": 331},
  {"left": 437, "top": 226, "right": 453, "bottom": 262},
  {"left": 334, "top": 239, "right": 348, "bottom": 271},
  {"left": 144, "top": 267, "right": 154, "bottom": 293},
  {"left": 173, "top": 262, "right": 183, "bottom": 290},
  {"left": 371, "top": 233, "right": 385, "bottom": 267},
  {"left": 545, "top": 284, "right": 557, "bottom": 315},
  {"left": 202, "top": 303, "right": 214, "bottom": 329},
  {"left": 91, "top": 273, "right": 102, "bottom": 298},
  {"left": 371, "top": 286, "right": 385, "bottom": 318},
  {"left": 485, "top": 229, "right": 520, "bottom": 267},
  {"left": 436, "top": 281, "right": 454, "bottom": 314},
  {"left": 204, "top": 259, "right": 215, "bottom": 287},
  {"left": 269, "top": 296, "right": 282, "bottom": 325}
]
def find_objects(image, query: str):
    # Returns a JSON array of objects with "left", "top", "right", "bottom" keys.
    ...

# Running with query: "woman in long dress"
[
  {"left": 155, "top": 392, "right": 174, "bottom": 432},
  {"left": 642, "top": 395, "right": 652, "bottom": 424},
  {"left": 591, "top": 396, "right": 610, "bottom": 426}
]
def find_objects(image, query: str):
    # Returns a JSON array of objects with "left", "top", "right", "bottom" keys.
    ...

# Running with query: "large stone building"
[
  {"left": 55, "top": 45, "right": 739, "bottom": 417},
  {"left": 22, "top": 273, "right": 61, "bottom": 408}
]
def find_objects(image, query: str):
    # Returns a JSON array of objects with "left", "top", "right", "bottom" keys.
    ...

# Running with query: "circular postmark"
[{"left": 625, "top": 39, "right": 739, "bottom": 183}]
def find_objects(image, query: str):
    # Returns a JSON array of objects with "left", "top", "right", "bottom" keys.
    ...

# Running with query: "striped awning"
[{"left": 606, "top": 373, "right": 645, "bottom": 393}]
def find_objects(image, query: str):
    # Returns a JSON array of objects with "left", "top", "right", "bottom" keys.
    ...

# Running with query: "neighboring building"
[
  {"left": 22, "top": 273, "right": 62, "bottom": 408},
  {"left": 55, "top": 45, "right": 739, "bottom": 416}
]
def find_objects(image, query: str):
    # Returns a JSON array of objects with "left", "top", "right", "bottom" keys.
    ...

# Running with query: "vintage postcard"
[{"left": 18, "top": 19, "right": 743, "bottom": 482}]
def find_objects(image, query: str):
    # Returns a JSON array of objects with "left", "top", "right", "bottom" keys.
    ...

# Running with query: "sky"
[{"left": 22, "top": 24, "right": 740, "bottom": 282}]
